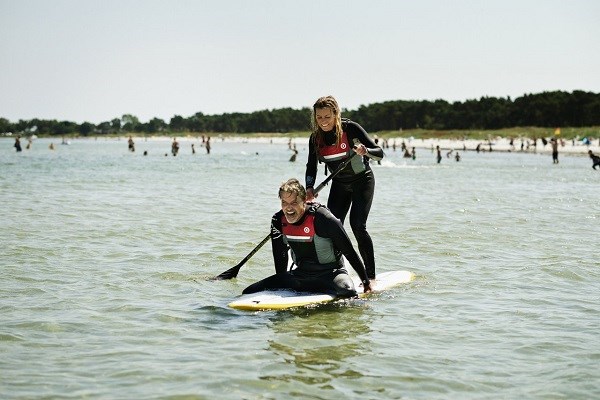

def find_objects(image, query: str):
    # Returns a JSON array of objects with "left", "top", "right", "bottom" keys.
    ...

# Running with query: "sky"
[{"left": 1, "top": 0, "right": 599, "bottom": 124}]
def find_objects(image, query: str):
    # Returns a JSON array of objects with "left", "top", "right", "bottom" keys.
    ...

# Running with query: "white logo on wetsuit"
[
  {"left": 303, "top": 227, "right": 310, "bottom": 234},
  {"left": 341, "top": 143, "right": 347, "bottom": 149}
]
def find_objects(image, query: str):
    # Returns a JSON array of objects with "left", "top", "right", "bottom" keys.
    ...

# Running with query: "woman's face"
[{"left": 315, "top": 107, "right": 336, "bottom": 132}]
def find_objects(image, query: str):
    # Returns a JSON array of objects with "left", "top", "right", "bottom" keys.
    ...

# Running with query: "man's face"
[{"left": 280, "top": 191, "right": 305, "bottom": 224}]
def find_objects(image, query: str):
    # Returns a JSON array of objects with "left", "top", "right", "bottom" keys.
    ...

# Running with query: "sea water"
[{"left": 1, "top": 137, "right": 599, "bottom": 399}]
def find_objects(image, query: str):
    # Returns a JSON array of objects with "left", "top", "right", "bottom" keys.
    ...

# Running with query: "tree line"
[{"left": 1, "top": 90, "right": 598, "bottom": 137}]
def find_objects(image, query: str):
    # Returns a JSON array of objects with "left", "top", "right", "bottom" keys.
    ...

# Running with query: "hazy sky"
[{"left": 1, "top": 0, "right": 599, "bottom": 123}]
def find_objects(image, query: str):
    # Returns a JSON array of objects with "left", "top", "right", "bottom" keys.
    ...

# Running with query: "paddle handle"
[
  {"left": 311, "top": 152, "right": 357, "bottom": 195},
  {"left": 240, "top": 233, "right": 270, "bottom": 265}
]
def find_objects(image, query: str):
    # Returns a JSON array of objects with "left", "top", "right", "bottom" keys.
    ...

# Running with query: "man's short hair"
[{"left": 278, "top": 178, "right": 306, "bottom": 201}]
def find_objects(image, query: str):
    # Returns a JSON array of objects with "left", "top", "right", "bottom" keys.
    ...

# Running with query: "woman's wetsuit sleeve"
[
  {"left": 314, "top": 208, "right": 369, "bottom": 283},
  {"left": 305, "top": 135, "right": 318, "bottom": 189},
  {"left": 346, "top": 121, "right": 384, "bottom": 161},
  {"left": 271, "top": 212, "right": 289, "bottom": 274}
]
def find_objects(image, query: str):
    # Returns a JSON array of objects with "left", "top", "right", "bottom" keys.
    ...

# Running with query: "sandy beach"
[{"left": 383, "top": 137, "right": 600, "bottom": 157}]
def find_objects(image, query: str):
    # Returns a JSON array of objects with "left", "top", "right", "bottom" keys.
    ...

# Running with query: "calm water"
[{"left": 1, "top": 137, "right": 599, "bottom": 399}]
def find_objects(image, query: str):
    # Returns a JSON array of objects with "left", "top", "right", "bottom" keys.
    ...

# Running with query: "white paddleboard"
[{"left": 228, "top": 270, "right": 414, "bottom": 311}]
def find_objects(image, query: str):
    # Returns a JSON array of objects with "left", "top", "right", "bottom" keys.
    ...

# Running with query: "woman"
[{"left": 305, "top": 95, "right": 384, "bottom": 280}]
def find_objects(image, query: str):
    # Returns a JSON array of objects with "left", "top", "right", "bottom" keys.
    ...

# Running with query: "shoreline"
[
  {"left": 385, "top": 137, "right": 600, "bottom": 156},
  {"left": 4, "top": 135, "right": 599, "bottom": 156}
]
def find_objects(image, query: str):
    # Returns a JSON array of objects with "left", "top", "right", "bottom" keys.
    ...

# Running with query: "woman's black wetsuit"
[
  {"left": 305, "top": 119, "right": 383, "bottom": 279},
  {"left": 242, "top": 203, "right": 370, "bottom": 297}
]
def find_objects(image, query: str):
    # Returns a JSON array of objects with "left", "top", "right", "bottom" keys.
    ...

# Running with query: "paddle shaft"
[{"left": 211, "top": 151, "right": 358, "bottom": 280}]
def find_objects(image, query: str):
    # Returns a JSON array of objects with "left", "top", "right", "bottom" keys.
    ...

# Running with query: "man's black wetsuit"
[
  {"left": 305, "top": 119, "right": 384, "bottom": 279},
  {"left": 242, "top": 203, "right": 370, "bottom": 297}
]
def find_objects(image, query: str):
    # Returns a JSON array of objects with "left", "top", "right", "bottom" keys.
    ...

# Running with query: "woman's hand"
[
  {"left": 354, "top": 144, "right": 368, "bottom": 156},
  {"left": 306, "top": 187, "right": 317, "bottom": 201}
]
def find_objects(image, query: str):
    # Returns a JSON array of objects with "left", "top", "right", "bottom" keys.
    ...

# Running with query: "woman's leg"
[
  {"left": 327, "top": 179, "right": 352, "bottom": 224},
  {"left": 349, "top": 173, "right": 376, "bottom": 279}
]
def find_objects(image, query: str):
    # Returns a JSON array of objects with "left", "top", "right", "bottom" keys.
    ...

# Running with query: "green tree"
[
  {"left": 79, "top": 122, "right": 94, "bottom": 136},
  {"left": 0, "top": 117, "right": 13, "bottom": 133},
  {"left": 147, "top": 118, "right": 167, "bottom": 133},
  {"left": 111, "top": 118, "right": 121, "bottom": 132},
  {"left": 170, "top": 115, "right": 186, "bottom": 132},
  {"left": 121, "top": 114, "right": 139, "bottom": 132}
]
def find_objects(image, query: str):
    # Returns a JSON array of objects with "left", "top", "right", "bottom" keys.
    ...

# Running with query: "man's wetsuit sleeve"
[
  {"left": 305, "top": 135, "right": 318, "bottom": 189},
  {"left": 271, "top": 211, "right": 289, "bottom": 274},
  {"left": 346, "top": 120, "right": 384, "bottom": 161},
  {"left": 314, "top": 208, "right": 369, "bottom": 283}
]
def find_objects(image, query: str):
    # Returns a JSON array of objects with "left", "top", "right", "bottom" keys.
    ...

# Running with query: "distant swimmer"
[
  {"left": 49, "top": 143, "right": 55, "bottom": 150},
  {"left": 289, "top": 148, "right": 298, "bottom": 162},
  {"left": 455, "top": 152, "right": 461, "bottom": 162},
  {"left": 191, "top": 143, "right": 196, "bottom": 154},
  {"left": 436, "top": 145, "right": 442, "bottom": 163},
  {"left": 14, "top": 136, "right": 22, "bottom": 152},
  {"left": 128, "top": 136, "right": 135, "bottom": 152},
  {"left": 171, "top": 138, "right": 179, "bottom": 156},
  {"left": 550, "top": 138, "right": 559, "bottom": 164},
  {"left": 589, "top": 150, "right": 600, "bottom": 170}
]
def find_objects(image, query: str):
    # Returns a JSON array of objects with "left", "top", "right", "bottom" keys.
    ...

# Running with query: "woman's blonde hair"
[{"left": 311, "top": 95, "right": 343, "bottom": 148}]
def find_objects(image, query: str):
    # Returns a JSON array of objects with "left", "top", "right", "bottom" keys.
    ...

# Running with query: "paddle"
[{"left": 211, "top": 151, "right": 358, "bottom": 280}]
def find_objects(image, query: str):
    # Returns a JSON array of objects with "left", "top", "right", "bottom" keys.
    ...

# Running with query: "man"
[
  {"left": 589, "top": 150, "right": 600, "bottom": 170},
  {"left": 551, "top": 138, "right": 559, "bottom": 164},
  {"left": 243, "top": 178, "right": 372, "bottom": 297}
]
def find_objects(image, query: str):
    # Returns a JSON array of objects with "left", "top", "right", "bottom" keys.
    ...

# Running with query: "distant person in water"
[
  {"left": 305, "top": 95, "right": 384, "bottom": 281},
  {"left": 551, "top": 138, "right": 559, "bottom": 164},
  {"left": 206, "top": 136, "right": 211, "bottom": 154},
  {"left": 14, "top": 136, "right": 22, "bottom": 152},
  {"left": 242, "top": 178, "right": 372, "bottom": 297},
  {"left": 128, "top": 136, "right": 135, "bottom": 152},
  {"left": 171, "top": 138, "right": 179, "bottom": 156},
  {"left": 589, "top": 150, "right": 600, "bottom": 170},
  {"left": 289, "top": 147, "right": 298, "bottom": 162},
  {"left": 436, "top": 145, "right": 442, "bottom": 163},
  {"left": 191, "top": 143, "right": 196, "bottom": 154}
]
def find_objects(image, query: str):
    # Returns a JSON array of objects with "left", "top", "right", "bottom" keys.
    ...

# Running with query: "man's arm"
[{"left": 271, "top": 212, "right": 289, "bottom": 274}]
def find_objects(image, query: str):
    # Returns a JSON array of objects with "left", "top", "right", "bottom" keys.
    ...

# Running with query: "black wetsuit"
[
  {"left": 590, "top": 152, "right": 600, "bottom": 170},
  {"left": 242, "top": 204, "right": 370, "bottom": 297},
  {"left": 305, "top": 119, "right": 384, "bottom": 279}
]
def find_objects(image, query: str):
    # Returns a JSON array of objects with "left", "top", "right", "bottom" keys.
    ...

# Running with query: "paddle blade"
[{"left": 210, "top": 264, "right": 242, "bottom": 280}]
